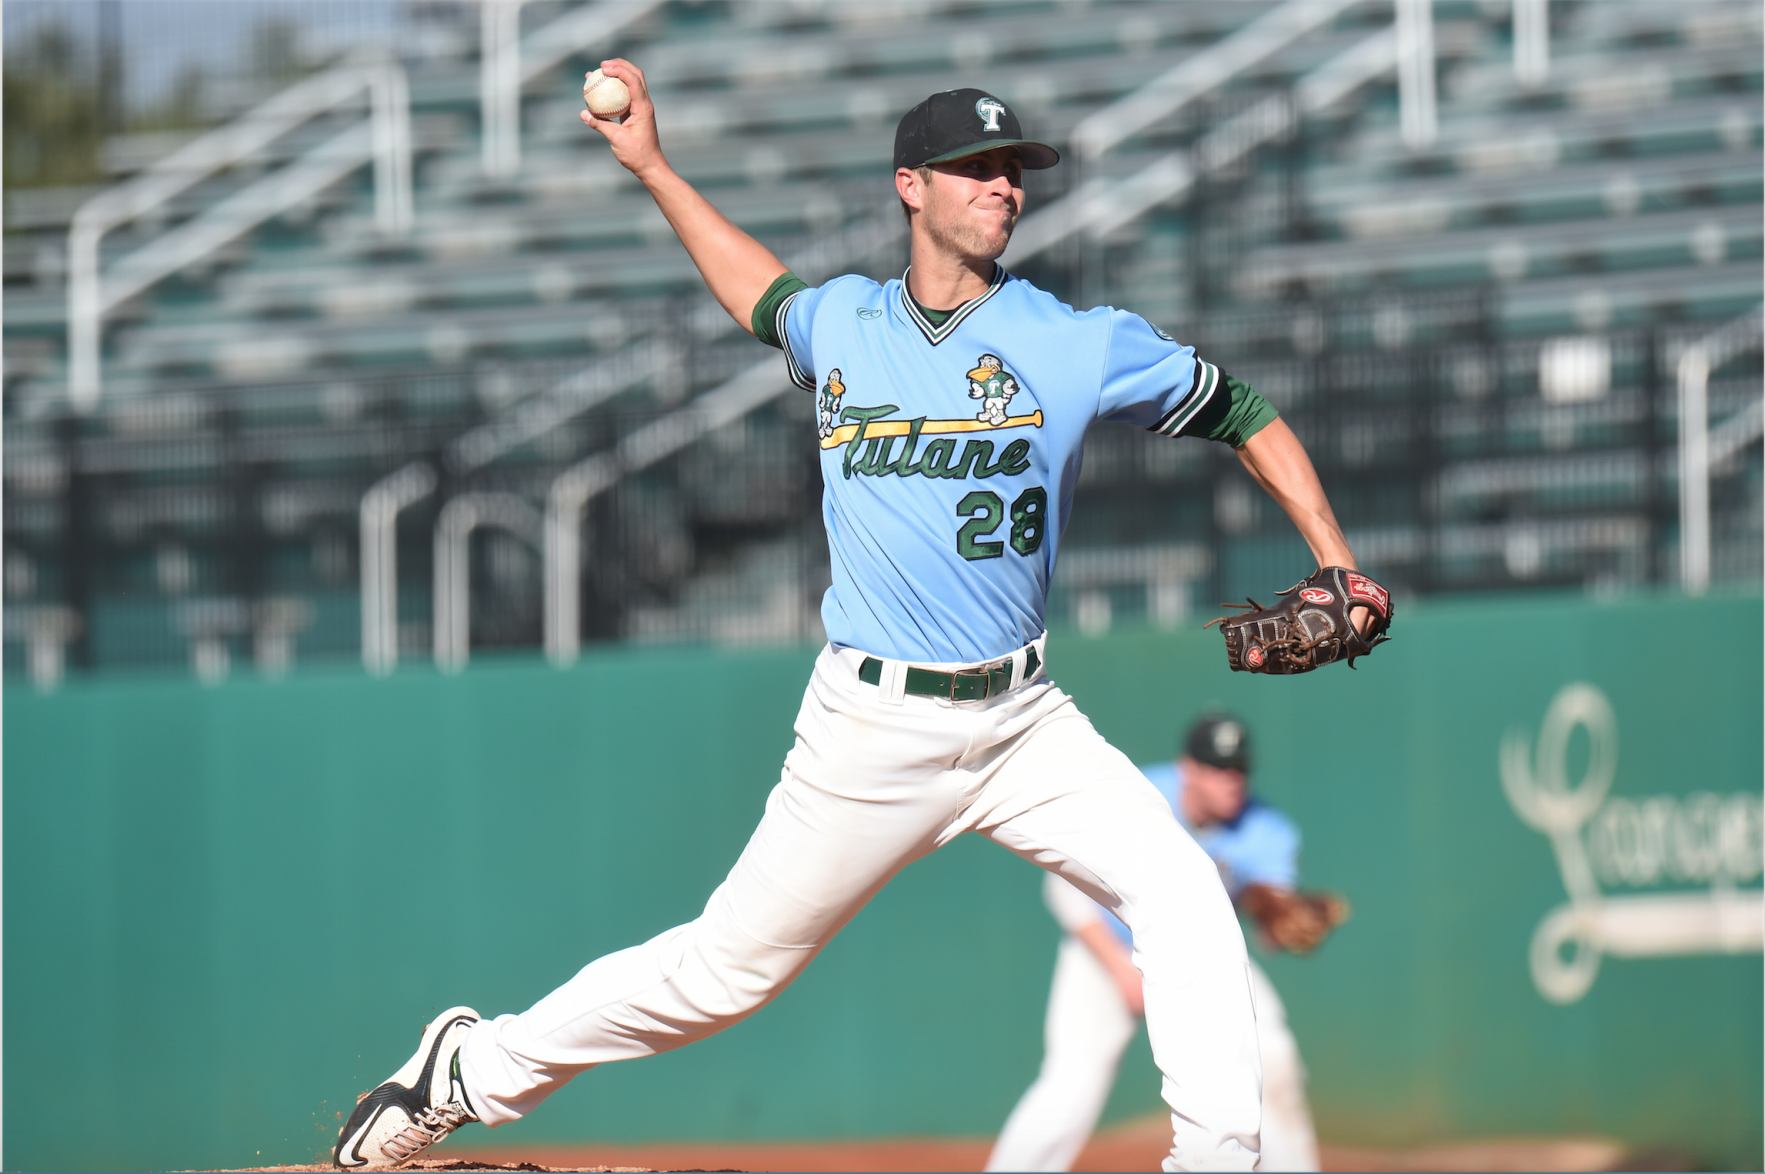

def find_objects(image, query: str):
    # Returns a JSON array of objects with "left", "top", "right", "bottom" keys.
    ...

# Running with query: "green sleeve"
[
  {"left": 1185, "top": 372, "right": 1278, "bottom": 447},
  {"left": 750, "top": 271, "right": 810, "bottom": 349}
]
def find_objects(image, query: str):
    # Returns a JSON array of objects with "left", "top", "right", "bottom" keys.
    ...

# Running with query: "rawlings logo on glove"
[{"left": 1206, "top": 566, "right": 1393, "bottom": 674}]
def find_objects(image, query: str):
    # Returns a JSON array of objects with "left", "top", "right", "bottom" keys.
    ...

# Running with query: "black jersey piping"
[
  {"left": 777, "top": 290, "right": 814, "bottom": 391},
  {"left": 1148, "top": 359, "right": 1221, "bottom": 437},
  {"left": 898, "top": 264, "right": 1009, "bottom": 346}
]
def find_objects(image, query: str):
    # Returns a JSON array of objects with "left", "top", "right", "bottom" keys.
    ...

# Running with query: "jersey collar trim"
[{"left": 898, "top": 264, "right": 1008, "bottom": 346}]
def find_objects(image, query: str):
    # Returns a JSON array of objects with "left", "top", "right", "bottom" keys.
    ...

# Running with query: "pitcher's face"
[{"left": 916, "top": 147, "right": 1025, "bottom": 261}]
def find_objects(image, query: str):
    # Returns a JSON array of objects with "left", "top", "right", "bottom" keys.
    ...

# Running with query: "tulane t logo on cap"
[{"left": 892, "top": 88, "right": 1061, "bottom": 171}]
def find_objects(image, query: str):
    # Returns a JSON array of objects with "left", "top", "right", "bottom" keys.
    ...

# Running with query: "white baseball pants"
[
  {"left": 458, "top": 640, "right": 1263, "bottom": 1171},
  {"left": 986, "top": 940, "right": 1318, "bottom": 1173}
]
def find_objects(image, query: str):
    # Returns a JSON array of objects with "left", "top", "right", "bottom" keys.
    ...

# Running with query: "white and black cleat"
[{"left": 334, "top": 1006, "right": 481, "bottom": 1168}]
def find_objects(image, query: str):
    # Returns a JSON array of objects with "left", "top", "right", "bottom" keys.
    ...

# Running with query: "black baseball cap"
[
  {"left": 1184, "top": 713, "right": 1252, "bottom": 772},
  {"left": 893, "top": 88, "right": 1061, "bottom": 172}
]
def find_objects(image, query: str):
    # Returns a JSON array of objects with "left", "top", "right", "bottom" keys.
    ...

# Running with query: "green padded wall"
[{"left": 5, "top": 593, "right": 1760, "bottom": 1171}]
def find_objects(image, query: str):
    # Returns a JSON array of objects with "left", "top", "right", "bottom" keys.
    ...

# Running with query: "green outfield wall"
[{"left": 6, "top": 592, "right": 1761, "bottom": 1172}]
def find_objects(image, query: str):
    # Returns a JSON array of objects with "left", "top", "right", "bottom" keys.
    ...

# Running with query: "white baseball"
[{"left": 582, "top": 70, "right": 631, "bottom": 118}]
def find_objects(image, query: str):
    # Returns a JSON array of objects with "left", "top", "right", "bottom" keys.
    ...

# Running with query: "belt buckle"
[{"left": 952, "top": 666, "right": 990, "bottom": 701}]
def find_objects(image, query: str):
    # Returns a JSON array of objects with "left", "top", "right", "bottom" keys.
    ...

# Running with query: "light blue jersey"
[
  {"left": 779, "top": 267, "right": 1222, "bottom": 664},
  {"left": 1099, "top": 761, "right": 1301, "bottom": 945}
]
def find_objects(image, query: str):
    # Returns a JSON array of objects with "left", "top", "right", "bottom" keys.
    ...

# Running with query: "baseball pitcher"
[{"left": 333, "top": 66, "right": 1388, "bottom": 1173}]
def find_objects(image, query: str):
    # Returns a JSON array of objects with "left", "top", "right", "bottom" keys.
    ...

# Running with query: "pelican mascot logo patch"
[
  {"left": 818, "top": 368, "right": 845, "bottom": 439},
  {"left": 967, "top": 353, "right": 1020, "bottom": 426}
]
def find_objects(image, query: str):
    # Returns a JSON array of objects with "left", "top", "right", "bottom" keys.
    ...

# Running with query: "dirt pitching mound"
[{"left": 234, "top": 1162, "right": 665, "bottom": 1173}]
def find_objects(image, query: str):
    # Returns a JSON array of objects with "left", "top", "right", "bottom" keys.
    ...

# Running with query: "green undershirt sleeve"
[
  {"left": 1186, "top": 372, "right": 1279, "bottom": 448},
  {"left": 750, "top": 271, "right": 811, "bottom": 349}
]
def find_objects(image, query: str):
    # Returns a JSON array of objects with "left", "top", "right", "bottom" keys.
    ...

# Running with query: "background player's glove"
[
  {"left": 1206, "top": 566, "right": 1392, "bottom": 674},
  {"left": 1240, "top": 883, "right": 1351, "bottom": 955}
]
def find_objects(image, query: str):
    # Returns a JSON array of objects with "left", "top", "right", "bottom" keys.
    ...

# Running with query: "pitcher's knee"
[{"left": 665, "top": 915, "right": 819, "bottom": 1023}]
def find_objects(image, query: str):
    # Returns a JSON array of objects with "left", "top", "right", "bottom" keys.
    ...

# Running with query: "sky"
[{"left": 4, "top": 1, "right": 410, "bottom": 109}]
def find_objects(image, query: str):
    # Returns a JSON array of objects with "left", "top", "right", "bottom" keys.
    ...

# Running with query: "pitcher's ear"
[{"left": 896, "top": 167, "right": 926, "bottom": 213}]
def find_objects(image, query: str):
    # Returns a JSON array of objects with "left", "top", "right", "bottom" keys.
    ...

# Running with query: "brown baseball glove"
[
  {"left": 1205, "top": 566, "right": 1393, "bottom": 674},
  {"left": 1240, "top": 883, "right": 1351, "bottom": 955}
]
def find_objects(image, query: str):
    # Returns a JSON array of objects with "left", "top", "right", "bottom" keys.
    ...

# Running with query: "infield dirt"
[{"left": 235, "top": 1116, "right": 1651, "bottom": 1172}]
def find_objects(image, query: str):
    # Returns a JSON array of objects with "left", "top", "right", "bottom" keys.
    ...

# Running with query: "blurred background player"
[{"left": 988, "top": 713, "right": 1347, "bottom": 1174}]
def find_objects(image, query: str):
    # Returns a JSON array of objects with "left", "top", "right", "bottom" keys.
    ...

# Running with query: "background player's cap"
[
  {"left": 893, "top": 88, "right": 1061, "bottom": 172},
  {"left": 1184, "top": 713, "right": 1252, "bottom": 772}
]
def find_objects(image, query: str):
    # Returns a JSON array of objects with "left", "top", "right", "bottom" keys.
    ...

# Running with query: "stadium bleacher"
[
  {"left": 3, "top": 0, "right": 1759, "bottom": 685},
  {"left": 1194, "top": 0, "right": 1762, "bottom": 596}
]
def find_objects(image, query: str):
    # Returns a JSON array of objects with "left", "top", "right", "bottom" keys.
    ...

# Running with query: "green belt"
[{"left": 858, "top": 647, "right": 1040, "bottom": 702}]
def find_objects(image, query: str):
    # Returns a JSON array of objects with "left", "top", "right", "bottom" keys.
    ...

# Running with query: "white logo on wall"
[{"left": 1501, "top": 682, "right": 1763, "bottom": 1004}]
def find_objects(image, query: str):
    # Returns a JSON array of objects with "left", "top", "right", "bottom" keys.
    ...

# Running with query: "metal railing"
[
  {"left": 444, "top": 340, "right": 671, "bottom": 476},
  {"left": 534, "top": 218, "right": 907, "bottom": 668},
  {"left": 1678, "top": 304, "right": 1764, "bottom": 595},
  {"left": 480, "top": 0, "right": 529, "bottom": 178},
  {"left": 355, "top": 214, "right": 905, "bottom": 675},
  {"left": 433, "top": 493, "right": 543, "bottom": 673},
  {"left": 1513, "top": 0, "right": 1551, "bottom": 89},
  {"left": 1396, "top": 0, "right": 1438, "bottom": 149},
  {"left": 1065, "top": 0, "right": 1362, "bottom": 161},
  {"left": 542, "top": 357, "right": 795, "bottom": 668},
  {"left": 1005, "top": 20, "right": 1400, "bottom": 264},
  {"left": 359, "top": 462, "right": 436, "bottom": 677},
  {"left": 67, "top": 52, "right": 411, "bottom": 413},
  {"left": 480, "top": 0, "right": 666, "bottom": 177}
]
